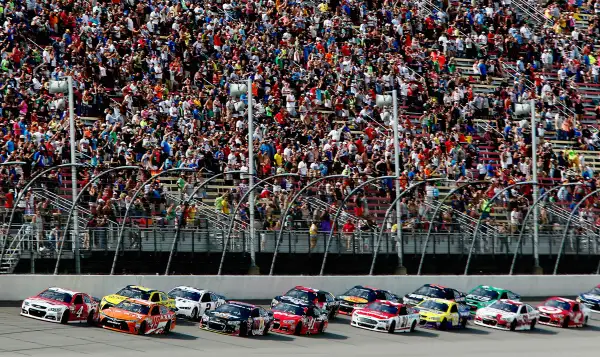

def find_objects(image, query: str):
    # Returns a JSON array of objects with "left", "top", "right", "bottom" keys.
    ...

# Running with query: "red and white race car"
[
  {"left": 474, "top": 299, "right": 539, "bottom": 331},
  {"left": 21, "top": 287, "right": 98, "bottom": 324},
  {"left": 270, "top": 297, "right": 328, "bottom": 335},
  {"left": 351, "top": 300, "right": 420, "bottom": 333},
  {"left": 537, "top": 297, "right": 590, "bottom": 328}
]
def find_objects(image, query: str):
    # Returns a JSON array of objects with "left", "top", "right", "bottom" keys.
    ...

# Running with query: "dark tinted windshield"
[
  {"left": 367, "top": 302, "right": 398, "bottom": 315},
  {"left": 342, "top": 287, "right": 376, "bottom": 301},
  {"left": 215, "top": 304, "right": 251, "bottom": 319},
  {"left": 285, "top": 288, "right": 317, "bottom": 302},
  {"left": 544, "top": 300, "right": 571, "bottom": 311},
  {"left": 168, "top": 288, "right": 201, "bottom": 302},
  {"left": 414, "top": 285, "right": 446, "bottom": 299},
  {"left": 116, "top": 288, "right": 151, "bottom": 301},
  {"left": 589, "top": 287, "right": 600, "bottom": 295},
  {"left": 469, "top": 287, "right": 500, "bottom": 300},
  {"left": 39, "top": 289, "right": 72, "bottom": 303},
  {"left": 418, "top": 300, "right": 449, "bottom": 313},
  {"left": 115, "top": 300, "right": 150, "bottom": 315},
  {"left": 489, "top": 301, "right": 519, "bottom": 313},
  {"left": 273, "top": 303, "right": 305, "bottom": 316}
]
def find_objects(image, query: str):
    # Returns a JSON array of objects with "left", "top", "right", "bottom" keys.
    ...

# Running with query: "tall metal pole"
[
  {"left": 391, "top": 90, "right": 405, "bottom": 274},
  {"left": 247, "top": 77, "right": 258, "bottom": 274},
  {"left": 67, "top": 76, "right": 81, "bottom": 275},
  {"left": 530, "top": 99, "right": 542, "bottom": 274}
]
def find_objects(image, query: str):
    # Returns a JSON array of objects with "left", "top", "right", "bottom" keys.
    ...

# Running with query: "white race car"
[
  {"left": 351, "top": 300, "right": 420, "bottom": 333},
  {"left": 21, "top": 287, "right": 98, "bottom": 324},
  {"left": 474, "top": 299, "right": 539, "bottom": 331},
  {"left": 168, "top": 286, "right": 226, "bottom": 320}
]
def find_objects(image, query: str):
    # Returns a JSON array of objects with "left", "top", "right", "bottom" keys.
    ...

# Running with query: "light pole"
[
  {"left": 530, "top": 99, "right": 542, "bottom": 274},
  {"left": 49, "top": 77, "right": 81, "bottom": 274}
]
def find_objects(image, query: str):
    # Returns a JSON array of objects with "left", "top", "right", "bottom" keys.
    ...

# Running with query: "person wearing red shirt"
[{"left": 342, "top": 221, "right": 355, "bottom": 251}]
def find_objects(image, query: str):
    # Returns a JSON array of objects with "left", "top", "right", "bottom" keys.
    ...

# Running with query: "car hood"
[
  {"left": 578, "top": 293, "right": 600, "bottom": 303},
  {"left": 207, "top": 311, "right": 245, "bottom": 322},
  {"left": 272, "top": 311, "right": 302, "bottom": 321},
  {"left": 466, "top": 294, "right": 496, "bottom": 307},
  {"left": 102, "top": 308, "right": 145, "bottom": 322},
  {"left": 538, "top": 306, "right": 568, "bottom": 316},
  {"left": 477, "top": 307, "right": 516, "bottom": 320},
  {"left": 416, "top": 308, "right": 444, "bottom": 318},
  {"left": 338, "top": 296, "right": 369, "bottom": 304},
  {"left": 174, "top": 298, "right": 197, "bottom": 306},
  {"left": 25, "top": 298, "right": 69, "bottom": 308},
  {"left": 354, "top": 309, "right": 394, "bottom": 320}
]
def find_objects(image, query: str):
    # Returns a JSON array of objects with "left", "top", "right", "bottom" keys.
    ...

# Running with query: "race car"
[
  {"left": 403, "top": 284, "right": 466, "bottom": 306},
  {"left": 465, "top": 285, "right": 520, "bottom": 314},
  {"left": 98, "top": 298, "right": 176, "bottom": 335},
  {"left": 576, "top": 285, "right": 600, "bottom": 313},
  {"left": 271, "top": 286, "right": 340, "bottom": 319},
  {"left": 538, "top": 297, "right": 589, "bottom": 328},
  {"left": 168, "top": 286, "right": 226, "bottom": 320},
  {"left": 415, "top": 298, "right": 470, "bottom": 330},
  {"left": 270, "top": 298, "right": 328, "bottom": 335},
  {"left": 474, "top": 299, "right": 539, "bottom": 331},
  {"left": 351, "top": 300, "right": 420, "bottom": 333},
  {"left": 21, "top": 287, "right": 98, "bottom": 325},
  {"left": 336, "top": 286, "right": 399, "bottom": 315},
  {"left": 100, "top": 285, "right": 175, "bottom": 311},
  {"left": 200, "top": 301, "right": 273, "bottom": 336}
]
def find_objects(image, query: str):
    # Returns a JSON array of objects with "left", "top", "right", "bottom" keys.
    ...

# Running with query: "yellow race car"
[
  {"left": 100, "top": 285, "right": 175, "bottom": 311},
  {"left": 415, "top": 298, "right": 470, "bottom": 330}
]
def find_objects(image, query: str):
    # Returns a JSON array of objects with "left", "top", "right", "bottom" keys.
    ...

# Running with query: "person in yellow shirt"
[{"left": 274, "top": 149, "right": 283, "bottom": 167}]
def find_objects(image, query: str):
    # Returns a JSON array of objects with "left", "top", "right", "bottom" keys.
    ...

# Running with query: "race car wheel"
[
  {"left": 60, "top": 311, "right": 69, "bottom": 325},
  {"left": 510, "top": 321, "right": 517, "bottom": 331},
  {"left": 164, "top": 321, "right": 172, "bottom": 335},
  {"left": 294, "top": 322, "right": 303, "bottom": 336},
  {"left": 87, "top": 310, "right": 95, "bottom": 326},
  {"left": 191, "top": 308, "right": 198, "bottom": 321},
  {"left": 239, "top": 323, "right": 248, "bottom": 337},
  {"left": 530, "top": 319, "right": 536, "bottom": 330},
  {"left": 439, "top": 318, "right": 448, "bottom": 331},
  {"left": 410, "top": 320, "right": 417, "bottom": 332},
  {"left": 328, "top": 309, "right": 336, "bottom": 320},
  {"left": 138, "top": 321, "right": 147, "bottom": 335},
  {"left": 562, "top": 317, "right": 570, "bottom": 328},
  {"left": 460, "top": 318, "right": 467, "bottom": 328},
  {"left": 263, "top": 322, "right": 270, "bottom": 336},
  {"left": 584, "top": 317, "right": 588, "bottom": 327},
  {"left": 318, "top": 322, "right": 325, "bottom": 334},
  {"left": 387, "top": 321, "right": 396, "bottom": 334}
]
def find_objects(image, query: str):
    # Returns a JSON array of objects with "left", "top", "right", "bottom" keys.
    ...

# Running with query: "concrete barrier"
[{"left": 1, "top": 275, "right": 598, "bottom": 301}]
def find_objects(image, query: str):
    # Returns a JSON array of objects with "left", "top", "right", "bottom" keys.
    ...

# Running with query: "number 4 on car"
[{"left": 21, "top": 287, "right": 98, "bottom": 325}]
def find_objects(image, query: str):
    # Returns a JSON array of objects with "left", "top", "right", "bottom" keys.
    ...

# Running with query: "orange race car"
[{"left": 98, "top": 298, "right": 176, "bottom": 335}]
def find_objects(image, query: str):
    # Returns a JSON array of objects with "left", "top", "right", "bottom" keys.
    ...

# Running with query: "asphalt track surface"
[{"left": 1, "top": 302, "right": 599, "bottom": 357}]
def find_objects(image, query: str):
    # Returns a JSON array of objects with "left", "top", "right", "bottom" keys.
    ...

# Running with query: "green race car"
[{"left": 465, "top": 285, "right": 520, "bottom": 314}]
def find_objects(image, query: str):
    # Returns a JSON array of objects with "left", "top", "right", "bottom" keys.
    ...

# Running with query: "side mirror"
[{"left": 268, "top": 311, "right": 274, "bottom": 317}]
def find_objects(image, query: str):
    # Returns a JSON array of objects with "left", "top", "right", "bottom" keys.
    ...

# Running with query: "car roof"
[
  {"left": 126, "top": 285, "right": 158, "bottom": 293},
  {"left": 170, "top": 286, "right": 207, "bottom": 294},
  {"left": 278, "top": 297, "right": 313, "bottom": 308},
  {"left": 46, "top": 287, "right": 79, "bottom": 296},
  {"left": 293, "top": 286, "right": 319, "bottom": 293},
  {"left": 476, "top": 285, "right": 506, "bottom": 292},
  {"left": 547, "top": 296, "right": 576, "bottom": 304},
  {"left": 371, "top": 300, "right": 402, "bottom": 307},
  {"left": 228, "top": 301, "right": 257, "bottom": 309},
  {"left": 125, "top": 298, "right": 154, "bottom": 307},
  {"left": 498, "top": 299, "right": 523, "bottom": 306},
  {"left": 424, "top": 284, "right": 449, "bottom": 291}
]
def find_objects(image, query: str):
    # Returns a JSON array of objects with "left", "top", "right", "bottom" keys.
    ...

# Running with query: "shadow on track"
[
  {"left": 153, "top": 332, "right": 199, "bottom": 340},
  {"left": 582, "top": 324, "right": 600, "bottom": 332},
  {"left": 446, "top": 327, "right": 490, "bottom": 335},
  {"left": 411, "top": 329, "right": 438, "bottom": 338},
  {"left": 310, "top": 332, "right": 348, "bottom": 340},
  {"left": 520, "top": 328, "right": 557, "bottom": 335},
  {"left": 259, "top": 333, "right": 296, "bottom": 341}
]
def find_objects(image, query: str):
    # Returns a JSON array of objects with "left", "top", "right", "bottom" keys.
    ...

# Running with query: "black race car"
[
  {"left": 336, "top": 285, "right": 400, "bottom": 315},
  {"left": 403, "top": 284, "right": 466, "bottom": 306},
  {"left": 271, "top": 286, "right": 340, "bottom": 319},
  {"left": 199, "top": 301, "right": 273, "bottom": 336}
]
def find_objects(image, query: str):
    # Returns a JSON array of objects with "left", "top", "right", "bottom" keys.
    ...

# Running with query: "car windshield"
[
  {"left": 215, "top": 304, "right": 251, "bottom": 319},
  {"left": 272, "top": 303, "right": 305, "bottom": 316},
  {"left": 367, "top": 302, "right": 398, "bottom": 315},
  {"left": 469, "top": 287, "right": 500, "bottom": 300},
  {"left": 588, "top": 287, "right": 600, "bottom": 295},
  {"left": 285, "top": 288, "right": 317, "bottom": 303},
  {"left": 489, "top": 301, "right": 519, "bottom": 313},
  {"left": 38, "top": 289, "right": 72, "bottom": 303},
  {"left": 342, "top": 287, "right": 376, "bottom": 301},
  {"left": 168, "top": 288, "right": 201, "bottom": 302},
  {"left": 115, "top": 300, "right": 150, "bottom": 315},
  {"left": 418, "top": 300, "right": 449, "bottom": 313},
  {"left": 544, "top": 299, "right": 571, "bottom": 311},
  {"left": 414, "top": 285, "right": 446, "bottom": 299},
  {"left": 116, "top": 288, "right": 151, "bottom": 301}
]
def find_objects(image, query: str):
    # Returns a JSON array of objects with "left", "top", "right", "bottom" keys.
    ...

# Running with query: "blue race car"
[{"left": 576, "top": 285, "right": 600, "bottom": 313}]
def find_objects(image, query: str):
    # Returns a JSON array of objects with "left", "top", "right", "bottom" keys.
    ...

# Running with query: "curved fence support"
[
  {"left": 370, "top": 178, "right": 445, "bottom": 275},
  {"left": 217, "top": 173, "right": 301, "bottom": 275},
  {"left": 269, "top": 175, "right": 349, "bottom": 276},
  {"left": 417, "top": 180, "right": 490, "bottom": 275},
  {"left": 509, "top": 183, "right": 583, "bottom": 275},
  {"left": 110, "top": 167, "right": 196, "bottom": 275},
  {"left": 554, "top": 188, "right": 600, "bottom": 275},
  {"left": 54, "top": 165, "right": 141, "bottom": 275},
  {"left": 0, "top": 163, "right": 85, "bottom": 266},
  {"left": 320, "top": 175, "right": 396, "bottom": 276},
  {"left": 164, "top": 170, "right": 246, "bottom": 275},
  {"left": 464, "top": 181, "right": 535, "bottom": 275}
]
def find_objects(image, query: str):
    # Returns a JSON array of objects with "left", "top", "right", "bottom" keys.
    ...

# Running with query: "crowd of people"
[{"left": 0, "top": 0, "right": 599, "bottom": 252}]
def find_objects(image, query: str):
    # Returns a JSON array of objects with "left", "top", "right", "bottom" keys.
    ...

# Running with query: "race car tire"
[
  {"left": 263, "top": 323, "right": 270, "bottom": 336},
  {"left": 294, "top": 322, "right": 303, "bottom": 336},
  {"left": 318, "top": 322, "right": 325, "bottom": 334},
  {"left": 60, "top": 311, "right": 69, "bottom": 325},
  {"left": 530, "top": 319, "right": 536, "bottom": 330},
  {"left": 460, "top": 318, "right": 467, "bottom": 328},
  {"left": 191, "top": 308, "right": 198, "bottom": 321},
  {"left": 328, "top": 309, "right": 336, "bottom": 320},
  {"left": 164, "top": 321, "right": 172, "bottom": 335},
  {"left": 410, "top": 320, "right": 417, "bottom": 332},
  {"left": 510, "top": 320, "right": 517, "bottom": 331},
  {"left": 239, "top": 323, "right": 248, "bottom": 337},
  {"left": 87, "top": 310, "right": 95, "bottom": 326},
  {"left": 584, "top": 316, "right": 588, "bottom": 327},
  {"left": 138, "top": 321, "right": 147, "bottom": 335},
  {"left": 439, "top": 318, "right": 448, "bottom": 331},
  {"left": 387, "top": 321, "right": 396, "bottom": 334},
  {"left": 562, "top": 317, "right": 570, "bottom": 328}
]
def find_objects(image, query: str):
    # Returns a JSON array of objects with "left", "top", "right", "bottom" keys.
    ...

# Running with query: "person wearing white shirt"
[{"left": 298, "top": 160, "right": 308, "bottom": 176}]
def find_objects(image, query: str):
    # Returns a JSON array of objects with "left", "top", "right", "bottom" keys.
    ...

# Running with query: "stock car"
[
  {"left": 21, "top": 287, "right": 98, "bottom": 325},
  {"left": 415, "top": 298, "right": 470, "bottom": 330},
  {"left": 351, "top": 300, "right": 420, "bottom": 333},
  {"left": 100, "top": 285, "right": 175, "bottom": 311},
  {"left": 271, "top": 286, "right": 340, "bottom": 319},
  {"left": 200, "top": 301, "right": 274, "bottom": 336},
  {"left": 465, "top": 285, "right": 520, "bottom": 314},
  {"left": 576, "top": 285, "right": 600, "bottom": 313},
  {"left": 168, "top": 286, "right": 227, "bottom": 320},
  {"left": 403, "top": 284, "right": 466, "bottom": 306},
  {"left": 336, "top": 286, "right": 400, "bottom": 315},
  {"left": 474, "top": 299, "right": 539, "bottom": 331},
  {"left": 99, "top": 299, "right": 176, "bottom": 335},
  {"left": 538, "top": 297, "right": 590, "bottom": 328},
  {"left": 270, "top": 298, "right": 328, "bottom": 335}
]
